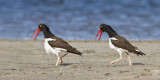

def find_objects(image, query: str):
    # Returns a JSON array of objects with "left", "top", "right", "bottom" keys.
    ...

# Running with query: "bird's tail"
[
  {"left": 70, "top": 48, "right": 83, "bottom": 56},
  {"left": 76, "top": 51, "right": 83, "bottom": 56},
  {"left": 134, "top": 49, "right": 146, "bottom": 56}
]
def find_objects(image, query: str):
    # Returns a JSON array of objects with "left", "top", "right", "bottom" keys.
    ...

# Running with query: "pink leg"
[
  {"left": 109, "top": 55, "right": 122, "bottom": 64},
  {"left": 127, "top": 55, "right": 132, "bottom": 66}
]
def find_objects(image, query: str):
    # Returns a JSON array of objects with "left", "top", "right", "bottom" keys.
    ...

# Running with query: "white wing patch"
[
  {"left": 45, "top": 38, "right": 56, "bottom": 42},
  {"left": 54, "top": 48, "right": 67, "bottom": 52},
  {"left": 110, "top": 37, "right": 118, "bottom": 40}
]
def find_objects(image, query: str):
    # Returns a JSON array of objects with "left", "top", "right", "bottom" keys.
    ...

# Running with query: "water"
[{"left": 0, "top": 0, "right": 160, "bottom": 40}]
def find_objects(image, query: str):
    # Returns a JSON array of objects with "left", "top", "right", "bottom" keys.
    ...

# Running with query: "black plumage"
[
  {"left": 48, "top": 36, "right": 82, "bottom": 56},
  {"left": 39, "top": 24, "right": 82, "bottom": 56},
  {"left": 111, "top": 35, "right": 145, "bottom": 56},
  {"left": 96, "top": 24, "right": 146, "bottom": 66}
]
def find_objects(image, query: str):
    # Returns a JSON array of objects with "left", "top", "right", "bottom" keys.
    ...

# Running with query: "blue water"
[{"left": 0, "top": 0, "right": 160, "bottom": 40}]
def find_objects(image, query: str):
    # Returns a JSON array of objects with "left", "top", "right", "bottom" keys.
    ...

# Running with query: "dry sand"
[{"left": 0, "top": 40, "right": 160, "bottom": 80}]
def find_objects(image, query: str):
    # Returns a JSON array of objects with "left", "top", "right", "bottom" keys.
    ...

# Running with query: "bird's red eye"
[{"left": 100, "top": 26, "right": 102, "bottom": 28}]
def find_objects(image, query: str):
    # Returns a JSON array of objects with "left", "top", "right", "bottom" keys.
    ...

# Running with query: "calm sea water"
[{"left": 0, "top": 0, "right": 160, "bottom": 40}]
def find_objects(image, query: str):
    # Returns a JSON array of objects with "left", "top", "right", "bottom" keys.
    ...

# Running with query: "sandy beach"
[{"left": 0, "top": 40, "right": 160, "bottom": 80}]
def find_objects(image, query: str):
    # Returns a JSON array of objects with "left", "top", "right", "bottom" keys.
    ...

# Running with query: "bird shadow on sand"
[
  {"left": 60, "top": 63, "right": 74, "bottom": 66},
  {"left": 60, "top": 63, "right": 75, "bottom": 66},
  {"left": 132, "top": 63, "right": 145, "bottom": 65},
  {"left": 111, "top": 63, "right": 145, "bottom": 67},
  {"left": 60, "top": 63, "right": 83, "bottom": 67}
]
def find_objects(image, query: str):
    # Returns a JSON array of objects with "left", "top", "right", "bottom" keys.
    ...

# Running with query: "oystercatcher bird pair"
[
  {"left": 95, "top": 24, "right": 145, "bottom": 66},
  {"left": 31, "top": 24, "right": 145, "bottom": 66},
  {"left": 31, "top": 24, "right": 82, "bottom": 66}
]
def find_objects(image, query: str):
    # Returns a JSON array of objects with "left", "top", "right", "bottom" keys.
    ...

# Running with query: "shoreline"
[{"left": 0, "top": 39, "right": 160, "bottom": 42}]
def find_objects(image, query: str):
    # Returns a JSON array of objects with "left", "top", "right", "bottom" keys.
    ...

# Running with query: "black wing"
[
  {"left": 48, "top": 37, "right": 82, "bottom": 56},
  {"left": 111, "top": 35, "right": 145, "bottom": 56},
  {"left": 111, "top": 35, "right": 137, "bottom": 53}
]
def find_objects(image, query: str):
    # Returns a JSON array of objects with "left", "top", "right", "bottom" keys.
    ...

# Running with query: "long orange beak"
[
  {"left": 95, "top": 29, "right": 103, "bottom": 40},
  {"left": 30, "top": 28, "right": 41, "bottom": 40}
]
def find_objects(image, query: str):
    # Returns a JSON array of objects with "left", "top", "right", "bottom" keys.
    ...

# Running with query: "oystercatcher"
[
  {"left": 31, "top": 24, "right": 82, "bottom": 66},
  {"left": 95, "top": 24, "right": 145, "bottom": 66}
]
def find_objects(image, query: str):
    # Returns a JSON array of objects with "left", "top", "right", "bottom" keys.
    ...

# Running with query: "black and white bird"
[
  {"left": 31, "top": 24, "right": 82, "bottom": 66},
  {"left": 95, "top": 24, "right": 145, "bottom": 66}
]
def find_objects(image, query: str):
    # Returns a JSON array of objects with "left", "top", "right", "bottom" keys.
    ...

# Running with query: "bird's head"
[
  {"left": 38, "top": 24, "right": 49, "bottom": 31},
  {"left": 99, "top": 24, "right": 112, "bottom": 32},
  {"left": 30, "top": 24, "right": 49, "bottom": 40},
  {"left": 95, "top": 24, "right": 113, "bottom": 40}
]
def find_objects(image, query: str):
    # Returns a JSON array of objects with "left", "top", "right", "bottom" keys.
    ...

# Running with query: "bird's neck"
[
  {"left": 43, "top": 29, "right": 55, "bottom": 38},
  {"left": 105, "top": 29, "right": 118, "bottom": 37}
]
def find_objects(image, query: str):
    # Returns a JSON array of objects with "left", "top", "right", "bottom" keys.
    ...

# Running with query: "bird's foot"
[
  {"left": 60, "top": 58, "right": 63, "bottom": 64},
  {"left": 55, "top": 59, "right": 63, "bottom": 66},
  {"left": 109, "top": 61, "right": 115, "bottom": 64},
  {"left": 55, "top": 63, "right": 61, "bottom": 66},
  {"left": 55, "top": 61, "right": 60, "bottom": 66},
  {"left": 55, "top": 64, "right": 59, "bottom": 66},
  {"left": 129, "top": 63, "right": 132, "bottom": 66}
]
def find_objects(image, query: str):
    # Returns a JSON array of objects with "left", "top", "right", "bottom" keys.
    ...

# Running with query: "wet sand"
[{"left": 0, "top": 40, "right": 160, "bottom": 80}]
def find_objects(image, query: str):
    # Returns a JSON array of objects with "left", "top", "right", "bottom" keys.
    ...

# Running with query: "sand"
[{"left": 0, "top": 40, "right": 160, "bottom": 80}]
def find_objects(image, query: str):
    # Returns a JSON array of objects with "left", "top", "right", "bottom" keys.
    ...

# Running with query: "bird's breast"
[
  {"left": 109, "top": 38, "right": 116, "bottom": 49},
  {"left": 44, "top": 38, "right": 57, "bottom": 55},
  {"left": 44, "top": 40, "right": 52, "bottom": 54}
]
